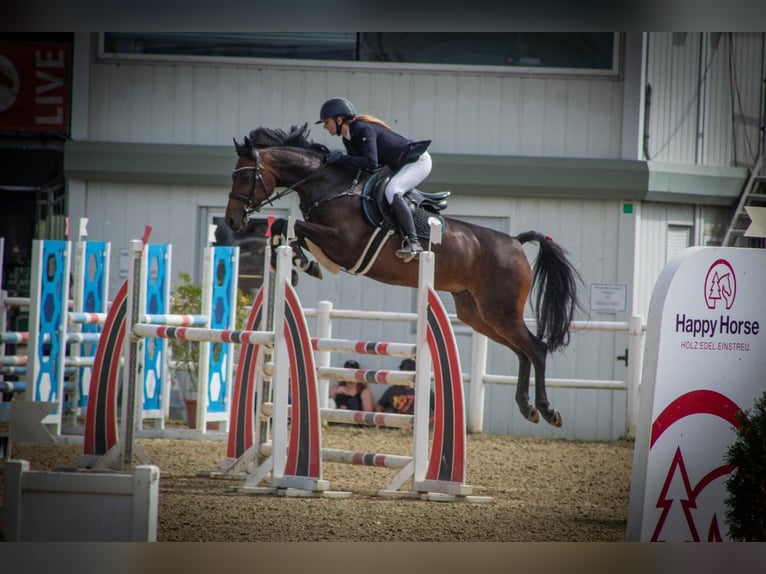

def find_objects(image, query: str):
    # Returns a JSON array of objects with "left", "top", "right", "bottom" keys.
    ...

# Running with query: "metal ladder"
[{"left": 722, "top": 155, "right": 765, "bottom": 247}]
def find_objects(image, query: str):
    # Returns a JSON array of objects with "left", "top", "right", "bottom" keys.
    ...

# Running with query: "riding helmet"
[{"left": 316, "top": 97, "right": 356, "bottom": 124}]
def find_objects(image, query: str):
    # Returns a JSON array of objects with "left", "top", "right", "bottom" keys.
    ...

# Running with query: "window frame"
[
  {"left": 96, "top": 33, "right": 622, "bottom": 79},
  {"left": 201, "top": 206, "right": 288, "bottom": 298},
  {"left": 666, "top": 223, "right": 693, "bottom": 263}
]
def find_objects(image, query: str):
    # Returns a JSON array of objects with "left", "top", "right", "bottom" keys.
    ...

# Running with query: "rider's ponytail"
[{"left": 352, "top": 114, "right": 391, "bottom": 130}]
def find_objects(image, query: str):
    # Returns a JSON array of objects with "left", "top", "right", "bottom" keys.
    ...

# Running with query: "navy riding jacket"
[{"left": 334, "top": 120, "right": 431, "bottom": 172}]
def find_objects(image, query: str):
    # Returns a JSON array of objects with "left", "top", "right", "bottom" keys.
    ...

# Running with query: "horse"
[{"left": 225, "top": 123, "right": 582, "bottom": 427}]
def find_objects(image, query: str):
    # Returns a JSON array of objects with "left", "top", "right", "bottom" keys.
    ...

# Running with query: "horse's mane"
[{"left": 246, "top": 123, "right": 329, "bottom": 155}]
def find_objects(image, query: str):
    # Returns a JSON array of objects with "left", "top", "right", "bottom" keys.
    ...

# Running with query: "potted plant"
[
  {"left": 724, "top": 390, "right": 766, "bottom": 541},
  {"left": 169, "top": 272, "right": 254, "bottom": 428},
  {"left": 169, "top": 272, "right": 202, "bottom": 426}
]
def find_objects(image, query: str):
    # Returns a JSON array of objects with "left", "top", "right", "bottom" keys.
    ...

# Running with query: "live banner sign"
[
  {"left": 0, "top": 43, "right": 71, "bottom": 133},
  {"left": 627, "top": 247, "right": 766, "bottom": 542}
]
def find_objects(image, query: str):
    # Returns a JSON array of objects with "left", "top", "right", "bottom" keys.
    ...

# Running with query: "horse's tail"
[{"left": 516, "top": 231, "right": 583, "bottom": 352}]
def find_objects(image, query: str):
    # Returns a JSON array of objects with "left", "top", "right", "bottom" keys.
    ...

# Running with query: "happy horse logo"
[{"left": 704, "top": 259, "right": 736, "bottom": 310}]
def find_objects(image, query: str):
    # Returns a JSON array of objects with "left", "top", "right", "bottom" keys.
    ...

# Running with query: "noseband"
[
  {"left": 228, "top": 148, "right": 330, "bottom": 222},
  {"left": 228, "top": 149, "right": 267, "bottom": 221}
]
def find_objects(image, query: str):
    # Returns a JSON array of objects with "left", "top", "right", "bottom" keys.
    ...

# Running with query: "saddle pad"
[{"left": 361, "top": 171, "right": 445, "bottom": 240}]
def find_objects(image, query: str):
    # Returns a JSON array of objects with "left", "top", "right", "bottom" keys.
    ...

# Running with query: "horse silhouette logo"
[{"left": 704, "top": 259, "right": 736, "bottom": 310}]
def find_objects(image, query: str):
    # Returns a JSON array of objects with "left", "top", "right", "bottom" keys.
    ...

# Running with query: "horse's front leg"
[
  {"left": 269, "top": 219, "right": 322, "bottom": 279},
  {"left": 292, "top": 220, "right": 356, "bottom": 269}
]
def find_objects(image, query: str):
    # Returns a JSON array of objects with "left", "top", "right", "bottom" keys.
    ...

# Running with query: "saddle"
[{"left": 361, "top": 167, "right": 450, "bottom": 240}]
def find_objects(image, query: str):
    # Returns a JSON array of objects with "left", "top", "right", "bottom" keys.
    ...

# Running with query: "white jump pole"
[
  {"left": 412, "top": 249, "right": 434, "bottom": 486},
  {"left": 265, "top": 245, "right": 294, "bottom": 486},
  {"left": 122, "top": 239, "right": 153, "bottom": 468}
]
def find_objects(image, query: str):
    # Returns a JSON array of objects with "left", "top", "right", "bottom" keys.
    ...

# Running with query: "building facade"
[{"left": 2, "top": 32, "right": 763, "bottom": 439}]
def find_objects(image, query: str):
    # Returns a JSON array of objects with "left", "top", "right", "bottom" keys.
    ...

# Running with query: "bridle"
[
  {"left": 227, "top": 148, "right": 327, "bottom": 223},
  {"left": 227, "top": 149, "right": 270, "bottom": 221}
]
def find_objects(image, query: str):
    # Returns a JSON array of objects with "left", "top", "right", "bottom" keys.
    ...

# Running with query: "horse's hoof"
[
  {"left": 544, "top": 410, "right": 563, "bottom": 427},
  {"left": 291, "top": 270, "right": 299, "bottom": 286},
  {"left": 307, "top": 261, "right": 323, "bottom": 279},
  {"left": 526, "top": 408, "right": 540, "bottom": 424}
]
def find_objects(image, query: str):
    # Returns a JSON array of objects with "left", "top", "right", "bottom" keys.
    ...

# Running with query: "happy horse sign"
[{"left": 627, "top": 247, "right": 766, "bottom": 542}]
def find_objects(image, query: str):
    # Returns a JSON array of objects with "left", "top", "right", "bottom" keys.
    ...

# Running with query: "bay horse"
[{"left": 225, "top": 123, "right": 582, "bottom": 427}]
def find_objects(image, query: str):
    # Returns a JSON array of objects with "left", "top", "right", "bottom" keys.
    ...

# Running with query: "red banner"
[{"left": 0, "top": 43, "right": 71, "bottom": 133}]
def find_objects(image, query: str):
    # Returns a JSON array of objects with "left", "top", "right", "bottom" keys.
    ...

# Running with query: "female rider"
[{"left": 317, "top": 97, "right": 432, "bottom": 261}]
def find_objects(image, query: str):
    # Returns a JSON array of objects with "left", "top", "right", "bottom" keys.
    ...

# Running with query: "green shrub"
[
  {"left": 724, "top": 390, "right": 766, "bottom": 541},
  {"left": 169, "top": 272, "right": 253, "bottom": 394}
]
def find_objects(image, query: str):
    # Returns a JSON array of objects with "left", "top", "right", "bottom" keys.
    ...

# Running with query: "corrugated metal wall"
[
  {"left": 634, "top": 202, "right": 696, "bottom": 320},
  {"left": 87, "top": 60, "right": 626, "bottom": 158},
  {"left": 645, "top": 32, "right": 763, "bottom": 167}
]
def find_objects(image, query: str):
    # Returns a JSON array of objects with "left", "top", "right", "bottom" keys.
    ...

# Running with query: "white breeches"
[{"left": 384, "top": 151, "right": 432, "bottom": 204}]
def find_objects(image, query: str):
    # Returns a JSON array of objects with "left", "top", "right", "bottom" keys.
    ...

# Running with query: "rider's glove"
[{"left": 325, "top": 151, "right": 344, "bottom": 165}]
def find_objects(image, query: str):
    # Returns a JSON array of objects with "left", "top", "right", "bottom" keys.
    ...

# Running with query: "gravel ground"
[{"left": 1, "top": 425, "right": 634, "bottom": 542}]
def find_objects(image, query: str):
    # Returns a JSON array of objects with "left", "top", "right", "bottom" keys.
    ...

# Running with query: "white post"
[
  {"left": 198, "top": 245, "right": 213, "bottom": 431},
  {"left": 316, "top": 300, "right": 333, "bottom": 409},
  {"left": 268, "top": 246, "right": 292, "bottom": 481},
  {"left": 121, "top": 239, "right": 144, "bottom": 468},
  {"left": 412, "top": 250, "right": 435, "bottom": 484},
  {"left": 626, "top": 314, "right": 644, "bottom": 438},
  {"left": 69, "top": 232, "right": 86, "bottom": 427},
  {"left": 468, "top": 332, "right": 488, "bottom": 433}
]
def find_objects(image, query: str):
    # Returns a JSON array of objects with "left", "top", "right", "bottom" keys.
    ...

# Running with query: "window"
[
  {"left": 103, "top": 33, "right": 356, "bottom": 61},
  {"left": 101, "top": 33, "right": 618, "bottom": 75},
  {"left": 203, "top": 209, "right": 287, "bottom": 298},
  {"left": 359, "top": 33, "right": 615, "bottom": 70}
]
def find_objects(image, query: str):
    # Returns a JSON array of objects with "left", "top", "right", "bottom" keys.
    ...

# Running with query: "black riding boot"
[{"left": 391, "top": 194, "right": 423, "bottom": 262}]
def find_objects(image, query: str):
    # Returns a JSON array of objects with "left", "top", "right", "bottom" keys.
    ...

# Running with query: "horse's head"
[
  {"left": 226, "top": 124, "right": 348, "bottom": 231},
  {"left": 225, "top": 136, "right": 276, "bottom": 232}
]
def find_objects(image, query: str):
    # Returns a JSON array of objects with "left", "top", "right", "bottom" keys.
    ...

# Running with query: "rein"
[{"left": 229, "top": 149, "right": 361, "bottom": 221}]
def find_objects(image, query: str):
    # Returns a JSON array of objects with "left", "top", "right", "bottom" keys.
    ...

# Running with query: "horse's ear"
[
  {"left": 244, "top": 136, "right": 255, "bottom": 158},
  {"left": 234, "top": 137, "right": 251, "bottom": 158}
]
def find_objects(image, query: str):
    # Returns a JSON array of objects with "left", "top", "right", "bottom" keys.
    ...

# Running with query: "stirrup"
[{"left": 396, "top": 238, "right": 423, "bottom": 262}]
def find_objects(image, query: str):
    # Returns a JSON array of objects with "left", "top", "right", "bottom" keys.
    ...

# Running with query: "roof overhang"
[{"left": 64, "top": 140, "right": 748, "bottom": 206}]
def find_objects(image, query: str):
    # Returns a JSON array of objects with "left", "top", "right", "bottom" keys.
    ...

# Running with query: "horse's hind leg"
[
  {"left": 524, "top": 328, "right": 562, "bottom": 427},
  {"left": 508, "top": 321, "right": 563, "bottom": 425},
  {"left": 515, "top": 355, "right": 540, "bottom": 423},
  {"left": 453, "top": 291, "right": 541, "bottom": 424}
]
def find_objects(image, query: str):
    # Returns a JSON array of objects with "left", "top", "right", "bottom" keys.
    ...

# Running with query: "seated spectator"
[
  {"left": 375, "top": 358, "right": 434, "bottom": 421},
  {"left": 328, "top": 359, "right": 374, "bottom": 411}
]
